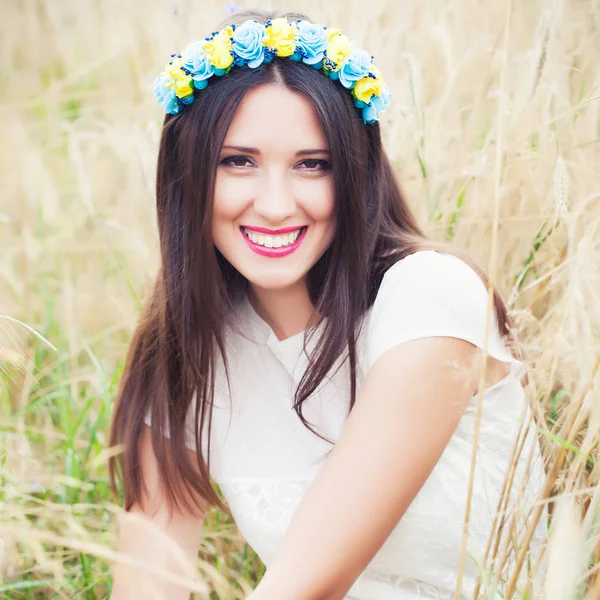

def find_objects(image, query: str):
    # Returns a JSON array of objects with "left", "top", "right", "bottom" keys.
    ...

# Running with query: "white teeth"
[{"left": 243, "top": 227, "right": 304, "bottom": 248}]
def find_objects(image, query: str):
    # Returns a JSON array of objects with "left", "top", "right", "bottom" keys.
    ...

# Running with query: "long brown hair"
[{"left": 108, "top": 7, "right": 520, "bottom": 518}]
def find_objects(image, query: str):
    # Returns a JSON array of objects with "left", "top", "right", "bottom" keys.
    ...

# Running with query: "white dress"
[{"left": 146, "top": 250, "right": 548, "bottom": 599}]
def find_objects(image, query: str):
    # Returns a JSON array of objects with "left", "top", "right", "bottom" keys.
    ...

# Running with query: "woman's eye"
[
  {"left": 221, "top": 155, "right": 253, "bottom": 168},
  {"left": 299, "top": 159, "right": 331, "bottom": 172}
]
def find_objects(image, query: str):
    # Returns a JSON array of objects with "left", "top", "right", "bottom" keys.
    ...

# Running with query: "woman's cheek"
[
  {"left": 214, "top": 175, "right": 253, "bottom": 217},
  {"left": 297, "top": 178, "right": 335, "bottom": 220}
]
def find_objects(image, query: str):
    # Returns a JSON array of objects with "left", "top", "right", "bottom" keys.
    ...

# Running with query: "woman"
[{"left": 109, "top": 7, "right": 548, "bottom": 600}]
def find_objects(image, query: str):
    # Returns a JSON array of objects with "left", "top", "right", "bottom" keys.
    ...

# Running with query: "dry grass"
[{"left": 1, "top": 0, "right": 599, "bottom": 598}]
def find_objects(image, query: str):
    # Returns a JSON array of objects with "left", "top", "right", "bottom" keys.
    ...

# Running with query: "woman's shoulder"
[
  {"left": 374, "top": 249, "right": 490, "bottom": 309},
  {"left": 364, "top": 248, "right": 517, "bottom": 374},
  {"left": 381, "top": 249, "right": 482, "bottom": 285}
]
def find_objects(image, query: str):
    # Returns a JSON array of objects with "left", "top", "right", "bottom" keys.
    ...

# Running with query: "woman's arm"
[
  {"left": 110, "top": 425, "right": 208, "bottom": 600},
  {"left": 246, "top": 336, "right": 507, "bottom": 600}
]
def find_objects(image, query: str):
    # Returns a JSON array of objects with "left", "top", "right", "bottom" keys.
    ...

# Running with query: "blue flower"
[
  {"left": 338, "top": 47, "right": 372, "bottom": 89},
  {"left": 371, "top": 86, "right": 392, "bottom": 112},
  {"left": 362, "top": 102, "right": 378, "bottom": 124},
  {"left": 153, "top": 75, "right": 178, "bottom": 114},
  {"left": 295, "top": 20, "right": 328, "bottom": 65},
  {"left": 361, "top": 87, "right": 391, "bottom": 124},
  {"left": 232, "top": 20, "right": 266, "bottom": 68},
  {"left": 181, "top": 41, "right": 215, "bottom": 84}
]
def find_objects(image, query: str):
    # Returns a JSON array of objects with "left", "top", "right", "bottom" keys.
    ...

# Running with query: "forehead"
[{"left": 223, "top": 83, "right": 328, "bottom": 150}]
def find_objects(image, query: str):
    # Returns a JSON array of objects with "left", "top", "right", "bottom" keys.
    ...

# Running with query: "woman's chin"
[{"left": 244, "top": 273, "right": 306, "bottom": 291}]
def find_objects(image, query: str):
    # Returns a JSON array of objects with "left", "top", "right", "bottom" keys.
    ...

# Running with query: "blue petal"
[
  {"left": 247, "top": 53, "right": 266, "bottom": 68},
  {"left": 164, "top": 95, "right": 178, "bottom": 114},
  {"left": 362, "top": 102, "right": 379, "bottom": 124},
  {"left": 372, "top": 88, "right": 392, "bottom": 112}
]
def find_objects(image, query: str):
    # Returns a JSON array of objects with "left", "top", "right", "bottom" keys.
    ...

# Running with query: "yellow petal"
[
  {"left": 264, "top": 18, "right": 297, "bottom": 57},
  {"left": 326, "top": 28, "right": 341, "bottom": 42},
  {"left": 325, "top": 34, "right": 351, "bottom": 71},
  {"left": 204, "top": 32, "right": 234, "bottom": 69},
  {"left": 165, "top": 58, "right": 193, "bottom": 97},
  {"left": 213, "top": 44, "right": 234, "bottom": 69},
  {"left": 353, "top": 77, "right": 380, "bottom": 103},
  {"left": 174, "top": 78, "right": 194, "bottom": 97}
]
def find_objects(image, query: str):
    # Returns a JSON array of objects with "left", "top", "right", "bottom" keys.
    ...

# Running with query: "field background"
[{"left": 1, "top": 0, "right": 599, "bottom": 598}]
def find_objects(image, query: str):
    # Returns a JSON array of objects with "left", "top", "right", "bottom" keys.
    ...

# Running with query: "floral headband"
[{"left": 153, "top": 17, "right": 392, "bottom": 125}]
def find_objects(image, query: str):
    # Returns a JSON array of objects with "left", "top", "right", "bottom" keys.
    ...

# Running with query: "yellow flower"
[
  {"left": 164, "top": 58, "right": 194, "bottom": 98},
  {"left": 204, "top": 26, "right": 234, "bottom": 70},
  {"left": 352, "top": 72, "right": 385, "bottom": 103},
  {"left": 325, "top": 32, "right": 351, "bottom": 71},
  {"left": 264, "top": 17, "right": 297, "bottom": 57}
]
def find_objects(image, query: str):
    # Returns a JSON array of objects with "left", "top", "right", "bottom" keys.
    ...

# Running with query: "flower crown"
[{"left": 154, "top": 17, "right": 392, "bottom": 125}]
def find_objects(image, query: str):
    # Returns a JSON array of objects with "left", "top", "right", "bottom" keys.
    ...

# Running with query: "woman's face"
[{"left": 212, "top": 82, "right": 336, "bottom": 294}]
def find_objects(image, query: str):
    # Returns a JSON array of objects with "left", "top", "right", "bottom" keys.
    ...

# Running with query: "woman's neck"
[{"left": 247, "top": 281, "right": 318, "bottom": 342}]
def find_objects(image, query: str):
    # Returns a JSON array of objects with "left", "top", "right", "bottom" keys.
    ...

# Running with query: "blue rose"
[
  {"left": 295, "top": 20, "right": 327, "bottom": 65},
  {"left": 362, "top": 102, "right": 379, "bottom": 125},
  {"left": 371, "top": 86, "right": 392, "bottom": 112},
  {"left": 181, "top": 41, "right": 215, "bottom": 84},
  {"left": 338, "top": 47, "right": 372, "bottom": 89},
  {"left": 232, "top": 20, "right": 266, "bottom": 68},
  {"left": 153, "top": 75, "right": 178, "bottom": 114}
]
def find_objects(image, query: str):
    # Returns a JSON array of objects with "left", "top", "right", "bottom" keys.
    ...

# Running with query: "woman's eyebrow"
[{"left": 221, "top": 145, "right": 330, "bottom": 156}]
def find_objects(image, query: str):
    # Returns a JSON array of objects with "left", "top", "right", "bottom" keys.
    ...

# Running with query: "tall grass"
[{"left": 1, "top": 0, "right": 599, "bottom": 598}]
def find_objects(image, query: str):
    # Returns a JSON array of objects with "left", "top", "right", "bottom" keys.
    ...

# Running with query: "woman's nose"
[{"left": 253, "top": 171, "right": 296, "bottom": 223}]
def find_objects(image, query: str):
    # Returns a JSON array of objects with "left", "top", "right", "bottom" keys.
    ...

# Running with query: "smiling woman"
[
  {"left": 212, "top": 83, "right": 337, "bottom": 336},
  {"left": 108, "top": 6, "right": 548, "bottom": 600}
]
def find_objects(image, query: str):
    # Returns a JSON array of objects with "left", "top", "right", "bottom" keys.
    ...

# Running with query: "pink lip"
[
  {"left": 240, "top": 226, "right": 308, "bottom": 258},
  {"left": 241, "top": 225, "right": 306, "bottom": 235}
]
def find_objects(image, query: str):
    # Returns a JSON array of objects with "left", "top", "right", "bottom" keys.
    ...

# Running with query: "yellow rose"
[
  {"left": 352, "top": 73, "right": 385, "bottom": 103},
  {"left": 164, "top": 58, "right": 194, "bottom": 98},
  {"left": 264, "top": 17, "right": 297, "bottom": 57},
  {"left": 325, "top": 33, "right": 351, "bottom": 71},
  {"left": 204, "top": 27, "right": 234, "bottom": 70}
]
